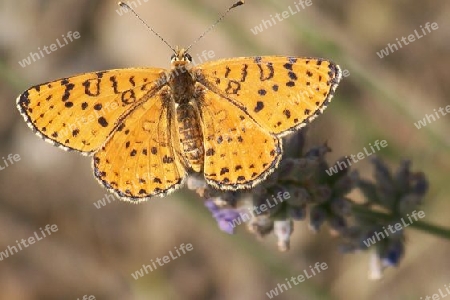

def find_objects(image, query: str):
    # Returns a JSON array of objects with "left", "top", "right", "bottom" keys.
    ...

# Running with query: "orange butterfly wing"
[
  {"left": 196, "top": 87, "right": 281, "bottom": 189},
  {"left": 16, "top": 68, "right": 166, "bottom": 154},
  {"left": 192, "top": 56, "right": 341, "bottom": 188},
  {"left": 93, "top": 87, "right": 187, "bottom": 201},
  {"left": 195, "top": 56, "right": 341, "bottom": 137}
]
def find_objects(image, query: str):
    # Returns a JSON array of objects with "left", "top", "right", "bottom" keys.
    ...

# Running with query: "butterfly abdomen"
[{"left": 176, "top": 103, "right": 204, "bottom": 172}]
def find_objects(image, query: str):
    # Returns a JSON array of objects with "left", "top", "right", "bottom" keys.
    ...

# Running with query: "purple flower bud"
[{"left": 309, "top": 205, "right": 327, "bottom": 232}]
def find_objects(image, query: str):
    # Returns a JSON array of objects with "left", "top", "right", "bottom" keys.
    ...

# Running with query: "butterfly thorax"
[
  {"left": 168, "top": 48, "right": 195, "bottom": 103},
  {"left": 168, "top": 65, "right": 195, "bottom": 104},
  {"left": 169, "top": 49, "right": 204, "bottom": 172}
]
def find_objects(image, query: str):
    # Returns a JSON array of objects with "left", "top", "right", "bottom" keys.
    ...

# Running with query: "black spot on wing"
[
  {"left": 254, "top": 101, "right": 264, "bottom": 112},
  {"left": 98, "top": 117, "right": 108, "bottom": 127}
]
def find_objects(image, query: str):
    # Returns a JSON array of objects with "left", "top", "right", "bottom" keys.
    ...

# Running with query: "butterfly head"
[{"left": 171, "top": 47, "right": 192, "bottom": 67}]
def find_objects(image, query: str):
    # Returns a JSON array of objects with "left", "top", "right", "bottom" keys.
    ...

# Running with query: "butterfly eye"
[
  {"left": 184, "top": 53, "right": 192, "bottom": 62},
  {"left": 170, "top": 54, "right": 176, "bottom": 61}
]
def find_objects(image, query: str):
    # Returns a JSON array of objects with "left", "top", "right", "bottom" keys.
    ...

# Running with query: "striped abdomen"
[{"left": 176, "top": 103, "right": 204, "bottom": 172}]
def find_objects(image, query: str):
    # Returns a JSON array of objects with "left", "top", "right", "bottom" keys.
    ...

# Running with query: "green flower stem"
[{"left": 352, "top": 204, "right": 450, "bottom": 240}]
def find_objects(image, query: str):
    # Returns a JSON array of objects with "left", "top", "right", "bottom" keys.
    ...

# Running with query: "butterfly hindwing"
[
  {"left": 93, "top": 88, "right": 187, "bottom": 201},
  {"left": 195, "top": 56, "right": 341, "bottom": 137},
  {"left": 197, "top": 86, "right": 281, "bottom": 189},
  {"left": 16, "top": 68, "right": 166, "bottom": 154}
]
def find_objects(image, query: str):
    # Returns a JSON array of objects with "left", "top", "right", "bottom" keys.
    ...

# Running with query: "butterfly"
[{"left": 16, "top": 2, "right": 341, "bottom": 202}]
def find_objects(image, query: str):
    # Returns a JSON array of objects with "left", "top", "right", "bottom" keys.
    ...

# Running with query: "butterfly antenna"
[
  {"left": 118, "top": 2, "right": 177, "bottom": 54},
  {"left": 185, "top": 0, "right": 244, "bottom": 52}
]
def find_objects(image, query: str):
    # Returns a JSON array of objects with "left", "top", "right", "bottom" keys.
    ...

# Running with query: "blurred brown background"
[{"left": 1, "top": 0, "right": 450, "bottom": 299}]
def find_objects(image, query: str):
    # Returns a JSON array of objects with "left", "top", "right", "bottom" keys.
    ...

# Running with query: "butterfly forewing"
[
  {"left": 17, "top": 68, "right": 166, "bottom": 154},
  {"left": 195, "top": 56, "right": 341, "bottom": 137}
]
